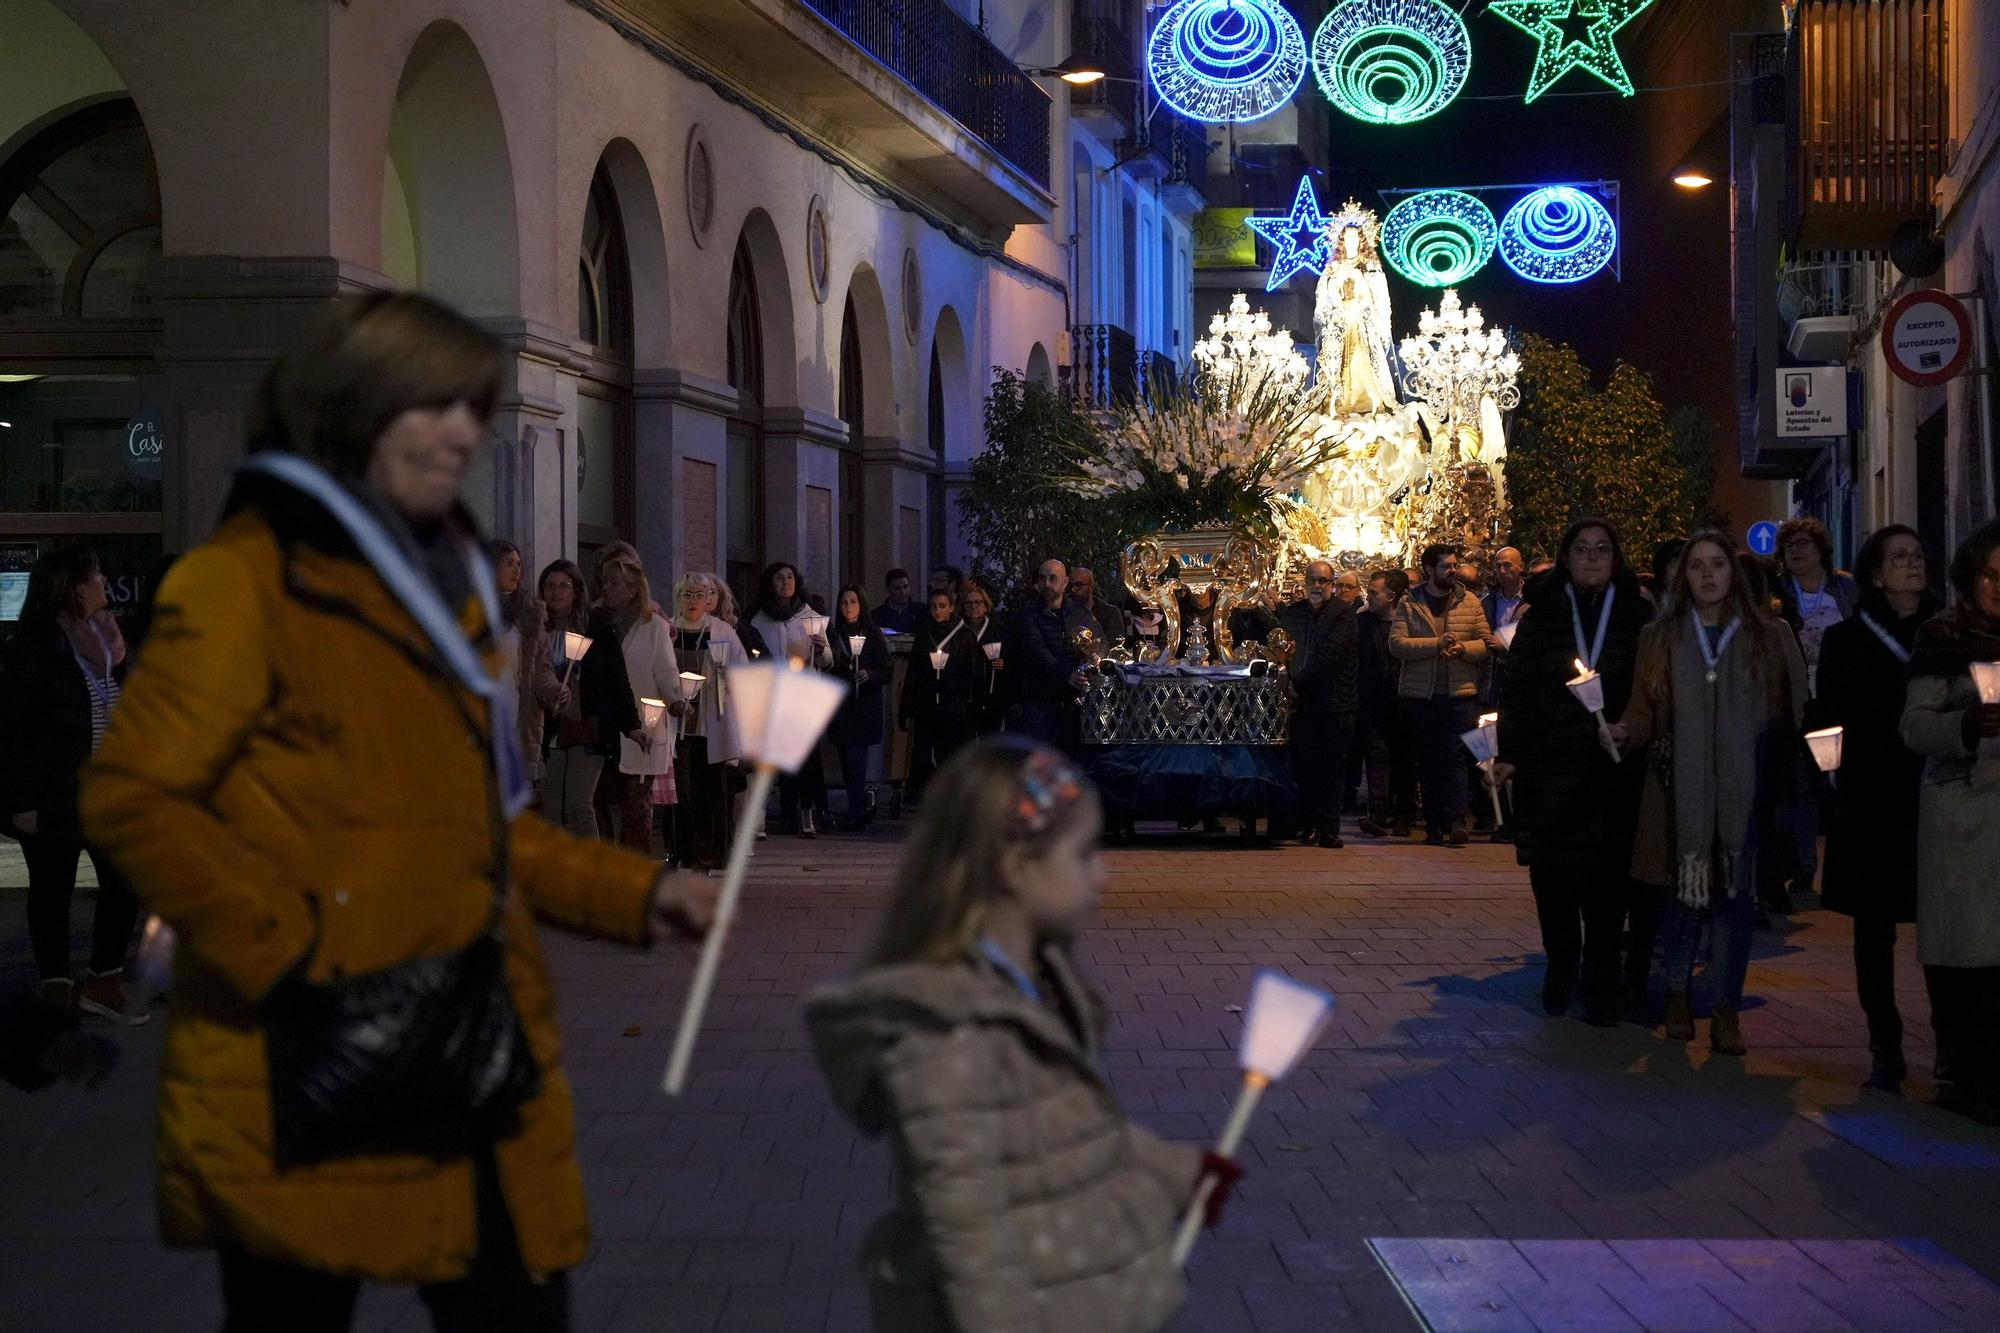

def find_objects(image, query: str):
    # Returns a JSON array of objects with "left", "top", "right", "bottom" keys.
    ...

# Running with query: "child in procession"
[{"left": 804, "top": 737, "right": 1239, "bottom": 1332}]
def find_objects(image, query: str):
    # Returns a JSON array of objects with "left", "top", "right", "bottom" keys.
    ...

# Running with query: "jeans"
[
  {"left": 1409, "top": 696, "right": 1477, "bottom": 836},
  {"left": 218, "top": 1150, "right": 566, "bottom": 1332},
  {"left": 1291, "top": 709, "right": 1355, "bottom": 838},
  {"left": 1529, "top": 864, "right": 1629, "bottom": 1014},
  {"left": 24, "top": 836, "right": 141, "bottom": 981},
  {"left": 541, "top": 746, "right": 603, "bottom": 839},
  {"left": 1662, "top": 881, "right": 1758, "bottom": 1008},
  {"left": 1357, "top": 702, "right": 1417, "bottom": 825}
]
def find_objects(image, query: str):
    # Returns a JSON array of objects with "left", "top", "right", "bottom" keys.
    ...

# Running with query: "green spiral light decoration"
[
  {"left": 1310, "top": 0, "right": 1471, "bottom": 127},
  {"left": 1381, "top": 190, "right": 1496, "bottom": 287}
]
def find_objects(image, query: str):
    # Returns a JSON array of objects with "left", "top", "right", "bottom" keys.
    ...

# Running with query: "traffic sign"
[
  {"left": 1881, "top": 289, "right": 1973, "bottom": 387},
  {"left": 1746, "top": 521, "right": 1780, "bottom": 556}
]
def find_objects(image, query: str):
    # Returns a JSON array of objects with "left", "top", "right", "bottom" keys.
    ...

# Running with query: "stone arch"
[
  {"left": 836, "top": 262, "right": 896, "bottom": 440},
  {"left": 732, "top": 207, "right": 798, "bottom": 410},
  {"left": 929, "top": 305, "right": 972, "bottom": 462},
  {"left": 576, "top": 136, "right": 670, "bottom": 366},
  {"left": 382, "top": 20, "right": 519, "bottom": 315},
  {"left": 1026, "top": 342, "right": 1053, "bottom": 387}
]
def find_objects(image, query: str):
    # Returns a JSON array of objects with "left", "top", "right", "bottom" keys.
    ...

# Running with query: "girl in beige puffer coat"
[{"left": 805, "top": 738, "right": 1237, "bottom": 1332}]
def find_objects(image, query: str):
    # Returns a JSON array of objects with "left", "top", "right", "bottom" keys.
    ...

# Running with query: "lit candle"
[
  {"left": 1565, "top": 657, "right": 1621, "bottom": 762},
  {"left": 1804, "top": 725, "right": 1843, "bottom": 787},
  {"left": 560, "top": 630, "right": 593, "bottom": 685},
  {"left": 639, "top": 697, "right": 667, "bottom": 731},
  {"left": 1973, "top": 661, "right": 2000, "bottom": 704},
  {"left": 1459, "top": 714, "right": 1505, "bottom": 830}
]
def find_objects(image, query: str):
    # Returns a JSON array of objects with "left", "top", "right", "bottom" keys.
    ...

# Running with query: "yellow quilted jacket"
[{"left": 80, "top": 487, "right": 661, "bottom": 1283}]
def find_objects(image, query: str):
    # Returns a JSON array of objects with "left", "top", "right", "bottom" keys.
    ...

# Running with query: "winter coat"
[
  {"left": 672, "top": 617, "right": 750, "bottom": 762},
  {"left": 1286, "top": 595, "right": 1359, "bottom": 714},
  {"left": 1014, "top": 601, "right": 1098, "bottom": 705},
  {"left": 1900, "top": 610, "right": 2000, "bottom": 968},
  {"left": 804, "top": 946, "right": 1199, "bottom": 1333},
  {"left": 828, "top": 620, "right": 893, "bottom": 749},
  {"left": 613, "top": 611, "right": 679, "bottom": 777},
  {"left": 0, "top": 620, "right": 106, "bottom": 840},
  {"left": 1480, "top": 587, "right": 1527, "bottom": 705},
  {"left": 964, "top": 616, "right": 1009, "bottom": 732},
  {"left": 1388, "top": 586, "right": 1490, "bottom": 700},
  {"left": 1495, "top": 577, "right": 1647, "bottom": 875},
  {"left": 1807, "top": 602, "right": 1934, "bottom": 920},
  {"left": 1354, "top": 609, "right": 1396, "bottom": 711},
  {"left": 753, "top": 600, "right": 833, "bottom": 670},
  {"left": 902, "top": 617, "right": 981, "bottom": 726},
  {"left": 543, "top": 606, "right": 640, "bottom": 759},
  {"left": 512, "top": 597, "right": 557, "bottom": 780},
  {"left": 77, "top": 474, "right": 662, "bottom": 1284}
]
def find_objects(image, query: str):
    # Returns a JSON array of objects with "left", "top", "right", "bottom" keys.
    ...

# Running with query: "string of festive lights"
[
  {"left": 1246, "top": 176, "right": 1335, "bottom": 290},
  {"left": 1380, "top": 189, "right": 1496, "bottom": 286},
  {"left": 1310, "top": 0, "right": 1471, "bottom": 126},
  {"left": 1146, "top": 0, "right": 1309, "bottom": 124},
  {"left": 1496, "top": 186, "right": 1618, "bottom": 283},
  {"left": 1487, "top": 0, "right": 1656, "bottom": 103}
]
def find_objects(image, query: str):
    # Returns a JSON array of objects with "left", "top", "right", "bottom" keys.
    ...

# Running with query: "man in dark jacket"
[
  {"left": 1068, "top": 565, "right": 1125, "bottom": 643},
  {"left": 1355, "top": 568, "right": 1416, "bottom": 837},
  {"left": 1288, "top": 560, "right": 1360, "bottom": 848},
  {"left": 1013, "top": 559, "right": 1098, "bottom": 753}
]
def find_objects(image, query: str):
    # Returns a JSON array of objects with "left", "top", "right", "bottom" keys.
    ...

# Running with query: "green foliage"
[
  {"left": 1505, "top": 334, "right": 1719, "bottom": 568},
  {"left": 957, "top": 369, "right": 1123, "bottom": 603}
]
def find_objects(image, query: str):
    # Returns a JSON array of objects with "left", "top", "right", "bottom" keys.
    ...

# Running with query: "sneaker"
[
  {"left": 1357, "top": 818, "right": 1388, "bottom": 838},
  {"left": 79, "top": 970, "right": 149, "bottom": 1026},
  {"left": 1443, "top": 830, "right": 1469, "bottom": 847},
  {"left": 1316, "top": 833, "right": 1345, "bottom": 849}
]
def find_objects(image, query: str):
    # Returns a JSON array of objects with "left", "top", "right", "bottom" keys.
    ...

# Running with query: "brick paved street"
[{"left": 5, "top": 828, "right": 2000, "bottom": 1332}]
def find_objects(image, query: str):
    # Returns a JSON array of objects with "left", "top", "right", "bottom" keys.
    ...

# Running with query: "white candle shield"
[
  {"left": 639, "top": 697, "right": 667, "bottom": 730},
  {"left": 562, "top": 631, "right": 592, "bottom": 662},
  {"left": 1973, "top": 661, "right": 2000, "bottom": 705},
  {"left": 983, "top": 641, "right": 1003, "bottom": 661},
  {"left": 1804, "top": 725, "right": 1844, "bottom": 772}
]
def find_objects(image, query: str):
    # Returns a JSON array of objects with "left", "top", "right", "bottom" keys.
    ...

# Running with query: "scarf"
[
  {"left": 59, "top": 612, "right": 118, "bottom": 677},
  {"left": 1909, "top": 604, "right": 2000, "bottom": 679},
  {"left": 1666, "top": 616, "right": 1771, "bottom": 907}
]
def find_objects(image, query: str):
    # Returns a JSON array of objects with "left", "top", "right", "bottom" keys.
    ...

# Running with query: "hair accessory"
[{"left": 1006, "top": 747, "right": 1086, "bottom": 839}]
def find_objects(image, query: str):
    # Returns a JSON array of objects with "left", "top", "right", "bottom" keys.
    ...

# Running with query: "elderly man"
[
  {"left": 1332, "top": 569, "right": 1362, "bottom": 607},
  {"left": 1288, "top": 560, "right": 1360, "bottom": 848},
  {"left": 1012, "top": 558, "right": 1098, "bottom": 753},
  {"left": 1068, "top": 565, "right": 1126, "bottom": 643}
]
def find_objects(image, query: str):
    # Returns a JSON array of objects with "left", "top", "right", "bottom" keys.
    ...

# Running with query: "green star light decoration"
[{"left": 1488, "top": 0, "right": 1655, "bottom": 103}]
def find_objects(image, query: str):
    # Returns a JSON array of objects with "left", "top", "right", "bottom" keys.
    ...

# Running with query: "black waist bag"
[{"left": 263, "top": 931, "right": 541, "bottom": 1170}]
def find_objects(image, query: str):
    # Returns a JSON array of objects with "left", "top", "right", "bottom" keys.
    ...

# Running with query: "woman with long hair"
[
  {"left": 1901, "top": 519, "right": 2000, "bottom": 1124},
  {"left": 826, "top": 583, "right": 892, "bottom": 830},
  {"left": 750, "top": 561, "right": 832, "bottom": 836},
  {"left": 1620, "top": 530, "right": 1807, "bottom": 1055},
  {"left": 901, "top": 584, "right": 981, "bottom": 807},
  {"left": 1490, "top": 518, "right": 1653, "bottom": 1025},
  {"left": 805, "top": 739, "right": 1237, "bottom": 1330},
  {"left": 0, "top": 545, "right": 143, "bottom": 1021},
  {"left": 669, "top": 571, "right": 747, "bottom": 873},
  {"left": 961, "top": 578, "right": 1008, "bottom": 736},
  {"left": 538, "top": 558, "right": 643, "bottom": 839},
  {"left": 593, "top": 542, "right": 677, "bottom": 855},
  {"left": 1808, "top": 525, "right": 1939, "bottom": 1090},
  {"left": 78, "top": 292, "right": 712, "bottom": 1325},
  {"left": 488, "top": 539, "right": 559, "bottom": 784}
]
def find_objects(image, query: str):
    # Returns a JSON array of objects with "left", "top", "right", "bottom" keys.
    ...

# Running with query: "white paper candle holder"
[
  {"left": 1973, "top": 661, "right": 2000, "bottom": 705},
  {"left": 847, "top": 634, "right": 865, "bottom": 657},
  {"left": 639, "top": 698, "right": 667, "bottom": 730},
  {"left": 929, "top": 649, "right": 948, "bottom": 672},
  {"left": 1804, "top": 725, "right": 1844, "bottom": 773},
  {"left": 676, "top": 671, "right": 706, "bottom": 702},
  {"left": 562, "top": 631, "right": 592, "bottom": 663},
  {"left": 982, "top": 641, "right": 1003, "bottom": 661}
]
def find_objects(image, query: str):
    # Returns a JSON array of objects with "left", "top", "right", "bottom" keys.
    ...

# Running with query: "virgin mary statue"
[{"left": 1313, "top": 201, "right": 1399, "bottom": 418}]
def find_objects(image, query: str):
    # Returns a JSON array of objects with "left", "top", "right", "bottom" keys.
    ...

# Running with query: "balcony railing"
[
  {"left": 1067, "top": 323, "right": 1138, "bottom": 409},
  {"left": 1789, "top": 0, "right": 1947, "bottom": 250},
  {"left": 1139, "top": 350, "right": 1178, "bottom": 403},
  {"left": 802, "top": 0, "right": 1052, "bottom": 188},
  {"left": 1068, "top": 5, "right": 1140, "bottom": 125}
]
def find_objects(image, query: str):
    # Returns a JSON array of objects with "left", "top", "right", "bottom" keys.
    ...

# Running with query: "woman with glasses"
[
  {"left": 1808, "top": 526, "right": 1938, "bottom": 1091},
  {"left": 959, "top": 580, "right": 1008, "bottom": 736},
  {"left": 1902, "top": 520, "right": 2000, "bottom": 1124}
]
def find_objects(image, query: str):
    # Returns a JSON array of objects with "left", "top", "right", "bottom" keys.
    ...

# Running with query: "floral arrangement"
[{"left": 1053, "top": 295, "right": 1338, "bottom": 536}]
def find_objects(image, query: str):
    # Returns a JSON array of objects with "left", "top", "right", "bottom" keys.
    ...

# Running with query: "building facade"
[{"left": 0, "top": 0, "right": 1202, "bottom": 618}]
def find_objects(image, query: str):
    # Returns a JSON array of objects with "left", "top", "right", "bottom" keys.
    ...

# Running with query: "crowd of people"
[{"left": 1, "top": 289, "right": 1998, "bottom": 1329}]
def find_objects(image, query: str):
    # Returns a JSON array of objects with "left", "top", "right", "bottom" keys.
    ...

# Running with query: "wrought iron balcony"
[
  {"left": 801, "top": 0, "right": 1052, "bottom": 188},
  {"left": 1067, "top": 323, "right": 1139, "bottom": 409},
  {"left": 1068, "top": 4, "right": 1141, "bottom": 127}
]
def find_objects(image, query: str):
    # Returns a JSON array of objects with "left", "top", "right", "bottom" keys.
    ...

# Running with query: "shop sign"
[
  {"left": 0, "top": 543, "right": 35, "bottom": 621},
  {"left": 126, "top": 416, "right": 165, "bottom": 482},
  {"left": 1881, "top": 289, "right": 1972, "bottom": 387},
  {"left": 1193, "top": 209, "right": 1257, "bottom": 268},
  {"left": 1775, "top": 366, "right": 1847, "bottom": 437}
]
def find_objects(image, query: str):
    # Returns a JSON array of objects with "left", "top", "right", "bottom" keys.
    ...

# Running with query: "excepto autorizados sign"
[{"left": 1881, "top": 289, "right": 1972, "bottom": 387}]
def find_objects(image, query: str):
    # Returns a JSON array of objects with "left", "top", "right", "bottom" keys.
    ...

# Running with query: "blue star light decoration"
[
  {"left": 1497, "top": 186, "right": 1618, "bottom": 284},
  {"left": 1487, "top": 0, "right": 1655, "bottom": 103},
  {"left": 1311, "top": 0, "right": 1471, "bottom": 126},
  {"left": 1381, "top": 190, "right": 1496, "bottom": 286},
  {"left": 1247, "top": 176, "right": 1334, "bottom": 290},
  {"left": 1148, "top": 0, "right": 1309, "bottom": 125}
]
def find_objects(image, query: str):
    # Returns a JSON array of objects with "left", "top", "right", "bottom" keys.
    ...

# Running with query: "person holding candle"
[
  {"left": 671, "top": 571, "right": 748, "bottom": 873},
  {"left": 75, "top": 293, "right": 716, "bottom": 1327},
  {"left": 1618, "top": 531, "right": 1808, "bottom": 1055},
  {"left": 827, "top": 584, "right": 892, "bottom": 831},
  {"left": 1900, "top": 519, "right": 2000, "bottom": 1123},
  {"left": 751, "top": 561, "right": 834, "bottom": 837},
  {"left": 538, "top": 558, "right": 644, "bottom": 840},
  {"left": 1388, "top": 544, "right": 1492, "bottom": 846},
  {"left": 593, "top": 542, "right": 678, "bottom": 855},
  {"left": 804, "top": 739, "right": 1237, "bottom": 1331},
  {"left": 902, "top": 586, "right": 980, "bottom": 809},
  {"left": 1777, "top": 515, "right": 1860, "bottom": 692},
  {"left": 1489, "top": 519, "right": 1651, "bottom": 1024},
  {"left": 1807, "top": 525, "right": 1939, "bottom": 1090},
  {"left": 488, "top": 540, "right": 558, "bottom": 788},
  {"left": 960, "top": 578, "right": 1009, "bottom": 736}
]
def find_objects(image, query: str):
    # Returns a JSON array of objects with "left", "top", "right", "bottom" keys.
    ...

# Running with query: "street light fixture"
[
  {"left": 1672, "top": 170, "right": 1713, "bottom": 189},
  {"left": 1024, "top": 53, "right": 1108, "bottom": 85}
]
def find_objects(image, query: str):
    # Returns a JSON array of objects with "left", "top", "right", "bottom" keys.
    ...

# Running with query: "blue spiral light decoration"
[
  {"left": 1381, "top": 190, "right": 1495, "bottom": 286},
  {"left": 1497, "top": 186, "right": 1617, "bottom": 284},
  {"left": 1310, "top": 0, "right": 1470, "bottom": 126},
  {"left": 1147, "top": 0, "right": 1309, "bottom": 125}
]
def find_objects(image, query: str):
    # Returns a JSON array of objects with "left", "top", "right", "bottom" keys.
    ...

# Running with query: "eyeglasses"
[
  {"left": 1305, "top": 575, "right": 1335, "bottom": 585},
  {"left": 1571, "top": 543, "right": 1614, "bottom": 558},
  {"left": 1978, "top": 568, "right": 2000, "bottom": 587},
  {"left": 1885, "top": 551, "right": 1926, "bottom": 568}
]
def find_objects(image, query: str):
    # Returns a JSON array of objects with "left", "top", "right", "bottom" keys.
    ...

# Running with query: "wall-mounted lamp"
[
  {"left": 1672, "top": 170, "right": 1713, "bottom": 190},
  {"left": 1023, "top": 53, "right": 1108, "bottom": 86}
]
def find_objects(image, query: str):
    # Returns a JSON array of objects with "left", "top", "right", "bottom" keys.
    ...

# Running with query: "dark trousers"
[
  {"left": 1924, "top": 964, "right": 2000, "bottom": 1098},
  {"left": 670, "top": 736, "right": 726, "bottom": 869},
  {"left": 1852, "top": 915, "right": 1940, "bottom": 1052},
  {"left": 836, "top": 742, "right": 875, "bottom": 823},
  {"left": 906, "top": 716, "right": 971, "bottom": 802},
  {"left": 1410, "top": 697, "right": 1476, "bottom": 835},
  {"left": 776, "top": 762, "right": 826, "bottom": 828},
  {"left": 218, "top": 1151, "right": 566, "bottom": 1333},
  {"left": 1357, "top": 701, "right": 1417, "bottom": 825},
  {"left": 1019, "top": 698, "right": 1079, "bottom": 755},
  {"left": 25, "top": 836, "right": 140, "bottom": 981},
  {"left": 1292, "top": 709, "right": 1355, "bottom": 838},
  {"left": 1530, "top": 864, "right": 1629, "bottom": 1014}
]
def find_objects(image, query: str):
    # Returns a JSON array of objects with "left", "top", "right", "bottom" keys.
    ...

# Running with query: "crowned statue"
[{"left": 1312, "top": 200, "right": 1399, "bottom": 419}]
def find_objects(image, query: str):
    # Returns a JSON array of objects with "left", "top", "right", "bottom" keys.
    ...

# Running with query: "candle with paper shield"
[
  {"left": 1565, "top": 658, "right": 1622, "bottom": 762},
  {"left": 1493, "top": 620, "right": 1520, "bottom": 651},
  {"left": 675, "top": 671, "right": 705, "bottom": 738},
  {"left": 639, "top": 697, "right": 667, "bottom": 731},
  {"left": 560, "top": 630, "right": 592, "bottom": 684},
  {"left": 1171, "top": 969, "right": 1335, "bottom": 1265},
  {"left": 663, "top": 661, "right": 848, "bottom": 1095},
  {"left": 1804, "top": 725, "right": 1844, "bottom": 781},
  {"left": 1973, "top": 661, "right": 2000, "bottom": 704},
  {"left": 1459, "top": 713, "right": 1507, "bottom": 830},
  {"left": 928, "top": 649, "right": 948, "bottom": 673}
]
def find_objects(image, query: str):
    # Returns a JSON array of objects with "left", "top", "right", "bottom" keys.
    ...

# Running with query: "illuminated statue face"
[{"left": 1338, "top": 227, "right": 1359, "bottom": 259}]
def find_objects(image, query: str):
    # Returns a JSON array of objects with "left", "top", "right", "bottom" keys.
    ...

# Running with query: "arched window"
[
  {"left": 927, "top": 339, "right": 946, "bottom": 571},
  {"left": 724, "top": 237, "right": 764, "bottom": 604},
  {"left": 0, "top": 97, "right": 165, "bottom": 620},
  {"left": 837, "top": 294, "right": 865, "bottom": 588},
  {"left": 574, "top": 161, "right": 632, "bottom": 565}
]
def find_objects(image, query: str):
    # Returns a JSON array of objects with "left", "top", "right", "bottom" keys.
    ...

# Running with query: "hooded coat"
[
  {"left": 77, "top": 469, "right": 663, "bottom": 1283},
  {"left": 1900, "top": 607, "right": 2000, "bottom": 968},
  {"left": 804, "top": 947, "right": 1199, "bottom": 1332}
]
